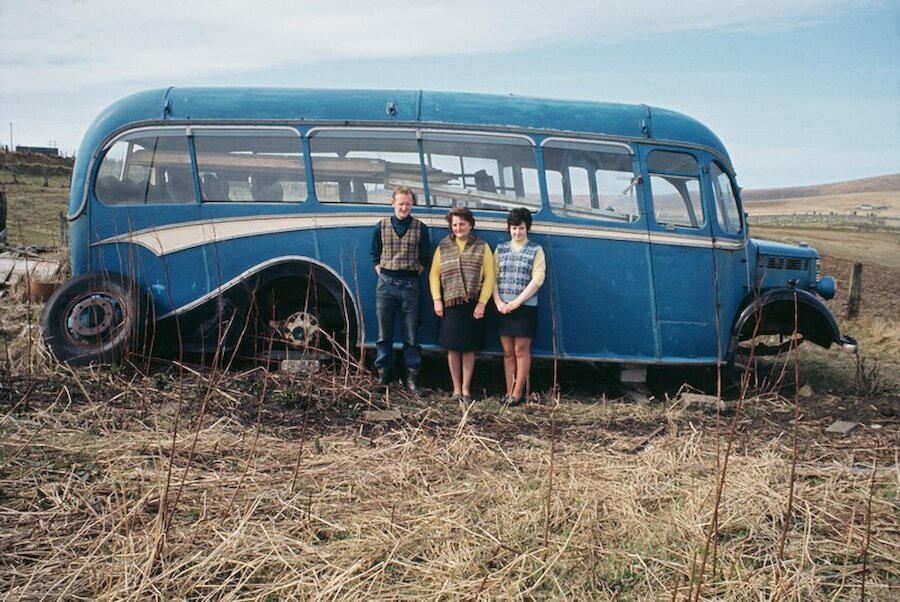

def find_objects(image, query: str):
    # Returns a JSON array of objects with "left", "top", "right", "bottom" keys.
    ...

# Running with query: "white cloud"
[
  {"left": 2, "top": 0, "right": 893, "bottom": 183},
  {"left": 0, "top": 0, "right": 880, "bottom": 95}
]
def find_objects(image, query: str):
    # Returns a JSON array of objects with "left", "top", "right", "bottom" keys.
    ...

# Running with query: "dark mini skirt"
[
  {"left": 438, "top": 299, "right": 486, "bottom": 352},
  {"left": 497, "top": 304, "right": 538, "bottom": 338}
]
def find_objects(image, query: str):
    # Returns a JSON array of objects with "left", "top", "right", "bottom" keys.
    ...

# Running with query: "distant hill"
[
  {"left": 743, "top": 174, "right": 900, "bottom": 202},
  {"left": 1, "top": 150, "right": 74, "bottom": 177}
]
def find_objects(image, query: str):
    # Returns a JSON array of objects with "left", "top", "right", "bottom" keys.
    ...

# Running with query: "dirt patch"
[{"left": 819, "top": 253, "right": 900, "bottom": 321}]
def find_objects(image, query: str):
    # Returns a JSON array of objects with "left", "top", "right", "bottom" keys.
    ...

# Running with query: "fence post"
[
  {"left": 58, "top": 211, "right": 69, "bottom": 248},
  {"left": 847, "top": 262, "right": 863, "bottom": 318},
  {"left": 0, "top": 189, "right": 6, "bottom": 245},
  {"left": 2, "top": 163, "right": 17, "bottom": 184}
]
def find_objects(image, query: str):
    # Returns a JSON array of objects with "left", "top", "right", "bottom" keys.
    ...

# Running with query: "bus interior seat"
[
  {"left": 250, "top": 172, "right": 283, "bottom": 201},
  {"left": 337, "top": 179, "right": 352, "bottom": 201},
  {"left": 96, "top": 176, "right": 126, "bottom": 203},
  {"left": 164, "top": 167, "right": 196, "bottom": 203},
  {"left": 202, "top": 173, "right": 230, "bottom": 201},
  {"left": 474, "top": 169, "right": 497, "bottom": 193},
  {"left": 96, "top": 176, "right": 148, "bottom": 204},
  {"left": 351, "top": 177, "right": 368, "bottom": 202},
  {"left": 145, "top": 179, "right": 171, "bottom": 204}
]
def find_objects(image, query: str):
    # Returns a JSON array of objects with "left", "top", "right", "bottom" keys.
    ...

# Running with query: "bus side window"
[
  {"left": 420, "top": 132, "right": 540, "bottom": 211},
  {"left": 308, "top": 129, "right": 421, "bottom": 204},
  {"left": 543, "top": 140, "right": 638, "bottom": 223},
  {"left": 647, "top": 150, "right": 702, "bottom": 229},
  {"left": 194, "top": 128, "right": 306, "bottom": 203},
  {"left": 711, "top": 162, "right": 742, "bottom": 235}
]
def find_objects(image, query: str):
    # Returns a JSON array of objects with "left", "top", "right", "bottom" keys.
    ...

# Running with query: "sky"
[{"left": 0, "top": 0, "right": 897, "bottom": 190}]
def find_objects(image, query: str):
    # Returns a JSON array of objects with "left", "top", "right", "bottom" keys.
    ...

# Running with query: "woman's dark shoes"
[{"left": 505, "top": 395, "right": 525, "bottom": 407}]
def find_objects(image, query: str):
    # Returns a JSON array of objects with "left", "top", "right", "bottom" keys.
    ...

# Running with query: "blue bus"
[{"left": 41, "top": 87, "right": 855, "bottom": 367}]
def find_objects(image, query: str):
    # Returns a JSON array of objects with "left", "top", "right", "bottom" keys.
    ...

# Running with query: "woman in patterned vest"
[
  {"left": 492, "top": 207, "right": 545, "bottom": 406},
  {"left": 429, "top": 207, "right": 496, "bottom": 403}
]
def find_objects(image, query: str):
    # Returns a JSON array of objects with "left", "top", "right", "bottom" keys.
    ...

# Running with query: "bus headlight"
[{"left": 815, "top": 276, "right": 836, "bottom": 300}]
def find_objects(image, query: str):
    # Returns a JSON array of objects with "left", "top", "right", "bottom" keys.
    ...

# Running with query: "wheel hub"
[
  {"left": 281, "top": 311, "right": 320, "bottom": 347},
  {"left": 68, "top": 295, "right": 118, "bottom": 338}
]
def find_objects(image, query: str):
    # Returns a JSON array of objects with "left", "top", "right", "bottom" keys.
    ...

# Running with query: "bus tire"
[{"left": 40, "top": 272, "right": 151, "bottom": 366}]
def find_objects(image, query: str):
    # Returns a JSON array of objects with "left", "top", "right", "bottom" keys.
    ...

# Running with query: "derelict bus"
[{"left": 41, "top": 87, "right": 856, "bottom": 367}]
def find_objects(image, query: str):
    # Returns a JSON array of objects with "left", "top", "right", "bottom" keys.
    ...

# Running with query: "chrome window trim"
[{"left": 540, "top": 137, "right": 633, "bottom": 154}]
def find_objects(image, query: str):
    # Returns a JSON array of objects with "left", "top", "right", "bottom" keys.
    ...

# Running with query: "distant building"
[{"left": 16, "top": 145, "right": 60, "bottom": 157}]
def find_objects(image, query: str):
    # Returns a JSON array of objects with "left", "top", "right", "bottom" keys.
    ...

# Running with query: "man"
[{"left": 371, "top": 186, "right": 430, "bottom": 391}]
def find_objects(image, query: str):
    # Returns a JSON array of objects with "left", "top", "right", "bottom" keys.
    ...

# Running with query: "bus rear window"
[{"left": 95, "top": 130, "right": 193, "bottom": 205}]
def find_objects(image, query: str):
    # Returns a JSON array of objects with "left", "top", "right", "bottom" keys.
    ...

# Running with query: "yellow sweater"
[{"left": 429, "top": 237, "right": 496, "bottom": 305}]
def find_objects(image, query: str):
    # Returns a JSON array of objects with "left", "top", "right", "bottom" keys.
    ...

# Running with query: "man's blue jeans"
[{"left": 375, "top": 274, "right": 421, "bottom": 372}]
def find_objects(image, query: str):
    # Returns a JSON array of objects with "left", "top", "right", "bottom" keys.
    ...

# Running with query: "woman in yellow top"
[
  {"left": 430, "top": 207, "right": 496, "bottom": 402},
  {"left": 492, "top": 208, "right": 545, "bottom": 406}
]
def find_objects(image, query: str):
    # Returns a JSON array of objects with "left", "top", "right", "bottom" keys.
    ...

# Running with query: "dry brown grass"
[
  {"left": 1, "top": 174, "right": 71, "bottom": 248},
  {"left": 1, "top": 359, "right": 897, "bottom": 601},
  {"left": 854, "top": 316, "right": 900, "bottom": 360}
]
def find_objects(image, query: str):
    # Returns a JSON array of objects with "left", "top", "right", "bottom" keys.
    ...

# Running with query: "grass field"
[
  {"left": 744, "top": 191, "right": 900, "bottom": 217},
  {"left": 752, "top": 225, "right": 900, "bottom": 269},
  {"left": 1, "top": 174, "right": 70, "bottom": 247},
  {"left": 1, "top": 177, "right": 897, "bottom": 600}
]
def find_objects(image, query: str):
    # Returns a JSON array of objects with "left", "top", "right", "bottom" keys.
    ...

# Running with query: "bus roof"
[{"left": 79, "top": 87, "right": 732, "bottom": 164}]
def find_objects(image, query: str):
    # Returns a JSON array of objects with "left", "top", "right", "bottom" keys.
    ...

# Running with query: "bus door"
[
  {"left": 540, "top": 139, "right": 657, "bottom": 362},
  {"left": 708, "top": 160, "right": 751, "bottom": 360},
  {"left": 641, "top": 148, "right": 718, "bottom": 362}
]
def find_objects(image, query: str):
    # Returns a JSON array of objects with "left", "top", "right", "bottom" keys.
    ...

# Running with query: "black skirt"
[
  {"left": 497, "top": 304, "right": 538, "bottom": 337},
  {"left": 438, "top": 299, "right": 486, "bottom": 351}
]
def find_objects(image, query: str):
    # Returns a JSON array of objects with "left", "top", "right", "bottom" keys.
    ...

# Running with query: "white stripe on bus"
[{"left": 94, "top": 214, "right": 746, "bottom": 256}]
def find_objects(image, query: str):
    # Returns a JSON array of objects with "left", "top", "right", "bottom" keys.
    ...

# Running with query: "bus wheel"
[
  {"left": 252, "top": 280, "right": 355, "bottom": 362},
  {"left": 40, "top": 272, "right": 151, "bottom": 366}
]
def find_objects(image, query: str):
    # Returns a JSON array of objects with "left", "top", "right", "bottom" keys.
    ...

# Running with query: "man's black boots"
[{"left": 406, "top": 368, "right": 419, "bottom": 394}]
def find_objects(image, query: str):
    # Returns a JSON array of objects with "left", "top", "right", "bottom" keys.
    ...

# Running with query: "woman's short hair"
[
  {"left": 507, "top": 207, "right": 533, "bottom": 230},
  {"left": 445, "top": 206, "right": 475, "bottom": 228}
]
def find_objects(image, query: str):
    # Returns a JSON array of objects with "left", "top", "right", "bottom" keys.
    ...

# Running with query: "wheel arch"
[
  {"left": 233, "top": 256, "right": 362, "bottom": 348},
  {"left": 726, "top": 287, "right": 844, "bottom": 362}
]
